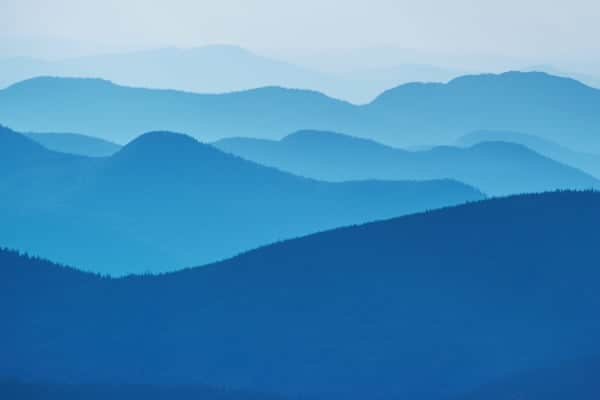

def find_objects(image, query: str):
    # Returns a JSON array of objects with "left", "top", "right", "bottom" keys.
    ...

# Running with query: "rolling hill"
[
  {"left": 366, "top": 71, "right": 600, "bottom": 151},
  {"left": 215, "top": 130, "right": 600, "bottom": 195},
  {"left": 25, "top": 131, "right": 121, "bottom": 157},
  {"left": 0, "top": 125, "right": 482, "bottom": 274},
  {"left": 0, "top": 76, "right": 358, "bottom": 144},
  {"left": 2, "top": 191, "right": 600, "bottom": 400},
  {"left": 1, "top": 71, "right": 599, "bottom": 151},
  {"left": 0, "top": 45, "right": 459, "bottom": 104},
  {"left": 458, "top": 130, "right": 600, "bottom": 179}
]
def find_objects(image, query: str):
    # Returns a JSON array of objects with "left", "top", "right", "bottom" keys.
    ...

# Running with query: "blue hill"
[
  {"left": 2, "top": 72, "right": 600, "bottom": 151},
  {"left": 215, "top": 130, "right": 599, "bottom": 196},
  {"left": 2, "top": 191, "right": 600, "bottom": 399},
  {"left": 25, "top": 131, "right": 121, "bottom": 157},
  {"left": 0, "top": 125, "right": 482, "bottom": 274},
  {"left": 0, "top": 45, "right": 457, "bottom": 104},
  {"left": 0, "top": 76, "right": 357, "bottom": 144},
  {"left": 458, "top": 130, "right": 600, "bottom": 179}
]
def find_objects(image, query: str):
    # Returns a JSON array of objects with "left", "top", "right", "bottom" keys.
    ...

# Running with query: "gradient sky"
[{"left": 1, "top": 0, "right": 599, "bottom": 70}]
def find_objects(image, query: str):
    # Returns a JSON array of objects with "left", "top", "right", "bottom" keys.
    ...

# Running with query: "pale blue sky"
[{"left": 1, "top": 0, "right": 599, "bottom": 70}]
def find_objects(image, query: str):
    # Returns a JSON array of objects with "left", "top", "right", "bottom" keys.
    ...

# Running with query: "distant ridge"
[
  {"left": 215, "top": 129, "right": 600, "bottom": 195},
  {"left": 2, "top": 71, "right": 600, "bottom": 151},
  {"left": 458, "top": 130, "right": 600, "bottom": 179},
  {"left": 0, "top": 45, "right": 460, "bottom": 103}
]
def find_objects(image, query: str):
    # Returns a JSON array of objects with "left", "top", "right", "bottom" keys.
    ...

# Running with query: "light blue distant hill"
[
  {"left": 0, "top": 45, "right": 459, "bottom": 103},
  {"left": 215, "top": 130, "right": 600, "bottom": 196},
  {"left": 1, "top": 71, "right": 599, "bottom": 151},
  {"left": 458, "top": 130, "right": 600, "bottom": 179}
]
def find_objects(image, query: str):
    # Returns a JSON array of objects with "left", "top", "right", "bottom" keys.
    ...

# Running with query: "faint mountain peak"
[
  {"left": 447, "top": 70, "right": 589, "bottom": 89},
  {"left": 281, "top": 129, "right": 393, "bottom": 150},
  {"left": 230, "top": 85, "right": 347, "bottom": 103},
  {"left": 460, "top": 129, "right": 554, "bottom": 148},
  {"left": 372, "top": 71, "right": 593, "bottom": 105},
  {"left": 466, "top": 140, "right": 535, "bottom": 153},
  {"left": 284, "top": 129, "right": 358, "bottom": 142},
  {"left": 5, "top": 76, "right": 116, "bottom": 93}
]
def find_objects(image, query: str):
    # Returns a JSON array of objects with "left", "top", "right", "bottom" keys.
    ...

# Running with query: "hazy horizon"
[{"left": 2, "top": 0, "right": 600, "bottom": 75}]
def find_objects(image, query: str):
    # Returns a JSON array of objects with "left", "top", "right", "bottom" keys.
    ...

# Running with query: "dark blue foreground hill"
[
  {"left": 2, "top": 191, "right": 600, "bottom": 400},
  {"left": 0, "top": 125, "right": 482, "bottom": 274}
]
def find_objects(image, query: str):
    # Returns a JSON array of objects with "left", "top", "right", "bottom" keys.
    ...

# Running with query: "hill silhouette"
[
  {"left": 458, "top": 130, "right": 600, "bottom": 179},
  {"left": 0, "top": 45, "right": 458, "bottom": 104},
  {"left": 25, "top": 131, "right": 121, "bottom": 157},
  {"left": 0, "top": 125, "right": 482, "bottom": 274},
  {"left": 2, "top": 191, "right": 600, "bottom": 399},
  {"left": 215, "top": 130, "right": 599, "bottom": 195},
  {"left": 0, "top": 76, "right": 356, "bottom": 144},
  {"left": 367, "top": 71, "right": 600, "bottom": 151},
  {"left": 1, "top": 72, "right": 599, "bottom": 151}
]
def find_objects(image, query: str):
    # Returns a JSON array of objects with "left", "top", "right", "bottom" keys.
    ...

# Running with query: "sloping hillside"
[
  {"left": 0, "top": 126, "right": 482, "bottom": 274},
  {"left": 2, "top": 191, "right": 599, "bottom": 399}
]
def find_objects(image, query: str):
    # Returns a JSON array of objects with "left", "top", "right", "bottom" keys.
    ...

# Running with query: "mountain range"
[
  {"left": 2, "top": 190, "right": 600, "bottom": 400},
  {"left": 23, "top": 128, "right": 600, "bottom": 196},
  {"left": 1, "top": 71, "right": 600, "bottom": 152},
  {"left": 0, "top": 46, "right": 460, "bottom": 104},
  {"left": 23, "top": 129, "right": 600, "bottom": 195},
  {"left": 215, "top": 130, "right": 599, "bottom": 196},
  {"left": 0, "top": 125, "right": 482, "bottom": 274}
]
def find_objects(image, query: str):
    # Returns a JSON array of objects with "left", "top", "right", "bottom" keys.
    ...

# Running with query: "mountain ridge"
[
  {"left": 458, "top": 130, "right": 600, "bottom": 178},
  {"left": 214, "top": 129, "right": 599, "bottom": 195},
  {"left": 2, "top": 71, "right": 600, "bottom": 150},
  {"left": 0, "top": 45, "right": 460, "bottom": 103}
]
